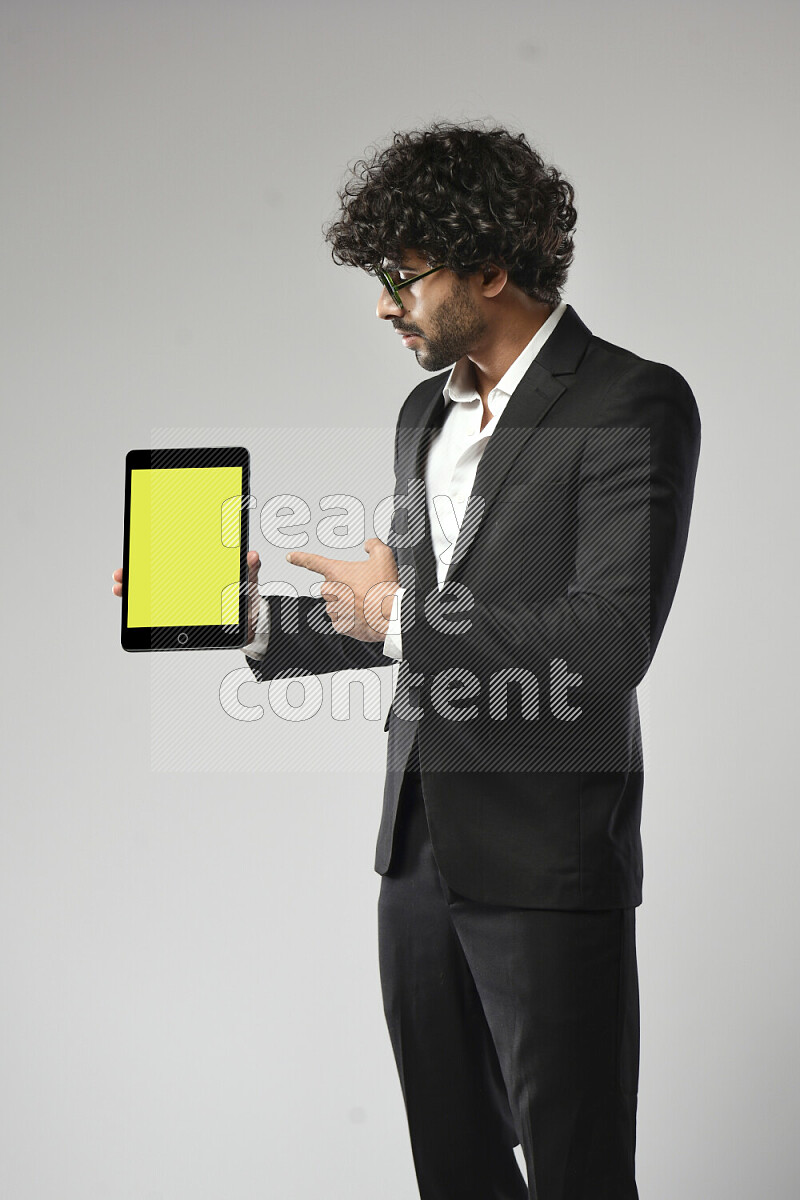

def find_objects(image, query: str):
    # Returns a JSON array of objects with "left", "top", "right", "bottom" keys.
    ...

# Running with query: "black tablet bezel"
[{"left": 121, "top": 446, "right": 250, "bottom": 652}]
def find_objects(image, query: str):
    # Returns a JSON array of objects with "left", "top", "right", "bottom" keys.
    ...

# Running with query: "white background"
[{"left": 2, "top": 1, "right": 798, "bottom": 1197}]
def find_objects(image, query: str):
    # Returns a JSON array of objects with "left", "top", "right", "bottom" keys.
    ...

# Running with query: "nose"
[{"left": 376, "top": 285, "right": 404, "bottom": 321}]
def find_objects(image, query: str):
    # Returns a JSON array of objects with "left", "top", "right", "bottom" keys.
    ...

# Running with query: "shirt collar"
[{"left": 442, "top": 299, "right": 568, "bottom": 407}]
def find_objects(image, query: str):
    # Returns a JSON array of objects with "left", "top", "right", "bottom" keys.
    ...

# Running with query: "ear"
[{"left": 481, "top": 262, "right": 508, "bottom": 298}]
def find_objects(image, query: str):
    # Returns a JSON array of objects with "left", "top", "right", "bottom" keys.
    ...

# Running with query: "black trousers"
[{"left": 377, "top": 737, "right": 640, "bottom": 1200}]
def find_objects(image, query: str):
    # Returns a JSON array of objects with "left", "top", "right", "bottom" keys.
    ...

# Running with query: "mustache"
[{"left": 393, "top": 324, "right": 424, "bottom": 336}]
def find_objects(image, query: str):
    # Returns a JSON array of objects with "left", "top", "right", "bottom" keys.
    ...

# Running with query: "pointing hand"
[{"left": 286, "top": 538, "right": 399, "bottom": 643}]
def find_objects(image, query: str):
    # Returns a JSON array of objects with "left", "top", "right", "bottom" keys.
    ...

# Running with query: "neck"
[{"left": 469, "top": 301, "right": 554, "bottom": 406}]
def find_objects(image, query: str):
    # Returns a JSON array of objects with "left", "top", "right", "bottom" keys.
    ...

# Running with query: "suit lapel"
[
  {"left": 409, "top": 387, "right": 448, "bottom": 598},
  {"left": 442, "top": 362, "right": 567, "bottom": 585},
  {"left": 400, "top": 303, "right": 593, "bottom": 591},
  {"left": 445, "top": 304, "right": 592, "bottom": 585}
]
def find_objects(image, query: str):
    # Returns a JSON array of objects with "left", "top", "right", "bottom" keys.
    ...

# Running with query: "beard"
[{"left": 408, "top": 279, "right": 488, "bottom": 372}]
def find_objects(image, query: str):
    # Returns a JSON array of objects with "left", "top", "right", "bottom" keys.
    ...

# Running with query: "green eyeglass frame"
[{"left": 374, "top": 262, "right": 445, "bottom": 308}]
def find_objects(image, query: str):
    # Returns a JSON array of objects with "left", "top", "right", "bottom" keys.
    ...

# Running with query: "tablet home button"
[{"left": 177, "top": 632, "right": 188, "bottom": 645}]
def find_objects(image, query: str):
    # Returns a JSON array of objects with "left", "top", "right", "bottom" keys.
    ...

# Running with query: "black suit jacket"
[{"left": 246, "top": 304, "right": 701, "bottom": 909}]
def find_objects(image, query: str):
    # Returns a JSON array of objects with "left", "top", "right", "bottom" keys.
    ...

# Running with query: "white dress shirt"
[{"left": 243, "top": 300, "right": 568, "bottom": 664}]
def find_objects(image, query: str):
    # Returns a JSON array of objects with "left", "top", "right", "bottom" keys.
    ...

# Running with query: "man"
[{"left": 113, "top": 121, "right": 700, "bottom": 1198}]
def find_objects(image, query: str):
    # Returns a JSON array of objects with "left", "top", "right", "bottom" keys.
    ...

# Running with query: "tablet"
[{"left": 121, "top": 447, "right": 250, "bottom": 652}]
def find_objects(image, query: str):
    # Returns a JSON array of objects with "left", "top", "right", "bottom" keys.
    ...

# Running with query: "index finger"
[{"left": 285, "top": 551, "right": 336, "bottom": 577}]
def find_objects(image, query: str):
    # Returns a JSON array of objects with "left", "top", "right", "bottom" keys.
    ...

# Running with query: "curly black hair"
[{"left": 323, "top": 121, "right": 577, "bottom": 307}]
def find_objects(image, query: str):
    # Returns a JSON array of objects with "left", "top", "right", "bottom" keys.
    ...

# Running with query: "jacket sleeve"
[
  {"left": 244, "top": 593, "right": 399, "bottom": 682},
  {"left": 398, "top": 359, "right": 701, "bottom": 697}
]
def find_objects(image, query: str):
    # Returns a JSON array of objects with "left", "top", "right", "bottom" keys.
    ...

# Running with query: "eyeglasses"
[{"left": 374, "top": 262, "right": 445, "bottom": 309}]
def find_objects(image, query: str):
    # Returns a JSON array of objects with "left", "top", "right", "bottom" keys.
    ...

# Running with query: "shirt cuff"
[
  {"left": 242, "top": 595, "right": 271, "bottom": 660},
  {"left": 382, "top": 585, "right": 405, "bottom": 662}
]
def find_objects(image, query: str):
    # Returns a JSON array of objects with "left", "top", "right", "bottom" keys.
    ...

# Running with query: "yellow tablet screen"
[{"left": 127, "top": 466, "right": 243, "bottom": 627}]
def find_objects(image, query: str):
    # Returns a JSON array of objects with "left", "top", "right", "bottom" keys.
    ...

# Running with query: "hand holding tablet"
[{"left": 118, "top": 447, "right": 251, "bottom": 651}]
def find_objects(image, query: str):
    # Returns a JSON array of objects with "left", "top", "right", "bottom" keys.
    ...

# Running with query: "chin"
[
  {"left": 419, "top": 354, "right": 451, "bottom": 373},
  {"left": 416, "top": 347, "right": 440, "bottom": 371}
]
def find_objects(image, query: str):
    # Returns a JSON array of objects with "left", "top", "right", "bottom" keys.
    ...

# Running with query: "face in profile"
[{"left": 377, "top": 250, "right": 488, "bottom": 373}]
